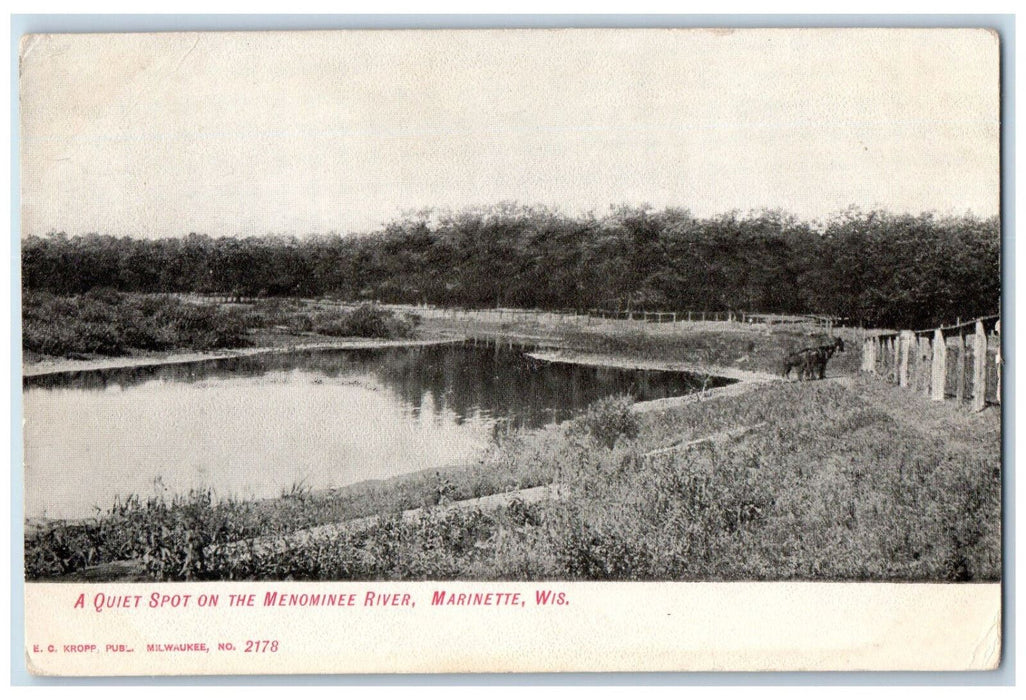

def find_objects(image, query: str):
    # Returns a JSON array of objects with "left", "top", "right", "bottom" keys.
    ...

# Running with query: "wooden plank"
[
  {"left": 931, "top": 329, "right": 946, "bottom": 401},
  {"left": 972, "top": 320, "right": 987, "bottom": 411},
  {"left": 912, "top": 313, "right": 999, "bottom": 336},
  {"left": 643, "top": 422, "right": 767, "bottom": 458}
]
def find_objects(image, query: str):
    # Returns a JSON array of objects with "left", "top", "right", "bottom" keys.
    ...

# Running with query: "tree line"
[{"left": 22, "top": 204, "right": 1000, "bottom": 329}]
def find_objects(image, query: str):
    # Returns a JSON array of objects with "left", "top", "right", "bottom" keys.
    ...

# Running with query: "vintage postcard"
[{"left": 18, "top": 27, "right": 1001, "bottom": 675}]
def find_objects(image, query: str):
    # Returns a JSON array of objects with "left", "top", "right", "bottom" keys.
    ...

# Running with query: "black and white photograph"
[{"left": 17, "top": 25, "right": 1003, "bottom": 675}]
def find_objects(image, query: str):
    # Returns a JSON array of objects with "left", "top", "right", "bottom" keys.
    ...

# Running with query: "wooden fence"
[
  {"left": 861, "top": 315, "right": 1001, "bottom": 410},
  {"left": 185, "top": 295, "right": 841, "bottom": 330},
  {"left": 402, "top": 305, "right": 839, "bottom": 329}
]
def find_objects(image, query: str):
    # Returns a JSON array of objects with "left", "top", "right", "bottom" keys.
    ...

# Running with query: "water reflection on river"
[{"left": 23, "top": 341, "right": 731, "bottom": 519}]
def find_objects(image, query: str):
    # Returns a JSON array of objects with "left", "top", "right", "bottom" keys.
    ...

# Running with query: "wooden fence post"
[
  {"left": 972, "top": 320, "right": 987, "bottom": 411},
  {"left": 919, "top": 336, "right": 933, "bottom": 395},
  {"left": 899, "top": 331, "right": 913, "bottom": 387},
  {"left": 890, "top": 337, "right": 899, "bottom": 383},
  {"left": 915, "top": 335, "right": 927, "bottom": 392},
  {"left": 956, "top": 333, "right": 966, "bottom": 403},
  {"left": 862, "top": 337, "right": 878, "bottom": 373},
  {"left": 931, "top": 329, "right": 946, "bottom": 401},
  {"left": 909, "top": 334, "right": 920, "bottom": 390}
]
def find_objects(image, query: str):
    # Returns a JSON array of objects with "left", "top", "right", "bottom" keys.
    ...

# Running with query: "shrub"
[
  {"left": 313, "top": 305, "right": 417, "bottom": 339},
  {"left": 22, "top": 292, "right": 250, "bottom": 358},
  {"left": 569, "top": 394, "right": 640, "bottom": 448},
  {"left": 288, "top": 313, "right": 315, "bottom": 333}
]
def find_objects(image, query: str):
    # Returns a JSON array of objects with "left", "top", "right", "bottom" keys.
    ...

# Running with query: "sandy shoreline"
[
  {"left": 525, "top": 350, "right": 781, "bottom": 411},
  {"left": 22, "top": 337, "right": 465, "bottom": 378},
  {"left": 524, "top": 350, "right": 780, "bottom": 384}
]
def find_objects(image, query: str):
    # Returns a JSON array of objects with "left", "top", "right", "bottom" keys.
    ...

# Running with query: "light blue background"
[{"left": 9, "top": 13, "right": 1015, "bottom": 686}]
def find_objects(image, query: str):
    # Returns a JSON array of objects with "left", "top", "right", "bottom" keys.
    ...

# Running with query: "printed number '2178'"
[{"left": 244, "top": 640, "right": 279, "bottom": 653}]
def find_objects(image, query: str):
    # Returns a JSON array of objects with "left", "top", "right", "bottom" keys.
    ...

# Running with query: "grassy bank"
[
  {"left": 25, "top": 375, "right": 1000, "bottom": 582},
  {"left": 22, "top": 291, "right": 420, "bottom": 362},
  {"left": 559, "top": 325, "right": 862, "bottom": 378},
  {"left": 414, "top": 309, "right": 863, "bottom": 378}
]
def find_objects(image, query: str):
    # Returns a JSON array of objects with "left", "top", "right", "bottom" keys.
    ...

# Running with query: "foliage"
[
  {"left": 22, "top": 290, "right": 249, "bottom": 357},
  {"left": 22, "top": 292, "right": 422, "bottom": 359},
  {"left": 23, "top": 206, "right": 999, "bottom": 329},
  {"left": 568, "top": 394, "right": 640, "bottom": 448},
  {"left": 311, "top": 304, "right": 418, "bottom": 339},
  {"left": 25, "top": 490, "right": 264, "bottom": 580}
]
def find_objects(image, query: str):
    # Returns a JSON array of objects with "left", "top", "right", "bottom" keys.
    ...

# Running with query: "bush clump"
[
  {"left": 312, "top": 304, "right": 418, "bottom": 339},
  {"left": 569, "top": 394, "right": 640, "bottom": 448},
  {"left": 22, "top": 290, "right": 250, "bottom": 358}
]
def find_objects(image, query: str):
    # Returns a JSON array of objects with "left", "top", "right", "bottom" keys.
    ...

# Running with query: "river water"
[{"left": 23, "top": 341, "right": 731, "bottom": 519}]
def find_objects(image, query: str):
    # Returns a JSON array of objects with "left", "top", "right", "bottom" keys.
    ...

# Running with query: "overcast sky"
[{"left": 20, "top": 28, "right": 999, "bottom": 239}]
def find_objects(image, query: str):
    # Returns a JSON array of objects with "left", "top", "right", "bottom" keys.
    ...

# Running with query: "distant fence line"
[
  {"left": 398, "top": 305, "right": 840, "bottom": 330},
  {"left": 182, "top": 293, "right": 842, "bottom": 329},
  {"left": 861, "top": 315, "right": 1001, "bottom": 410}
]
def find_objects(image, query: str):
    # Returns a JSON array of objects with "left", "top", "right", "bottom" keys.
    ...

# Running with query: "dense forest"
[{"left": 22, "top": 205, "right": 1000, "bottom": 329}]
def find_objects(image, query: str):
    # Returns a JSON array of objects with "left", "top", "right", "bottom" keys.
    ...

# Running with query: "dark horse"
[{"left": 782, "top": 337, "right": 845, "bottom": 381}]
